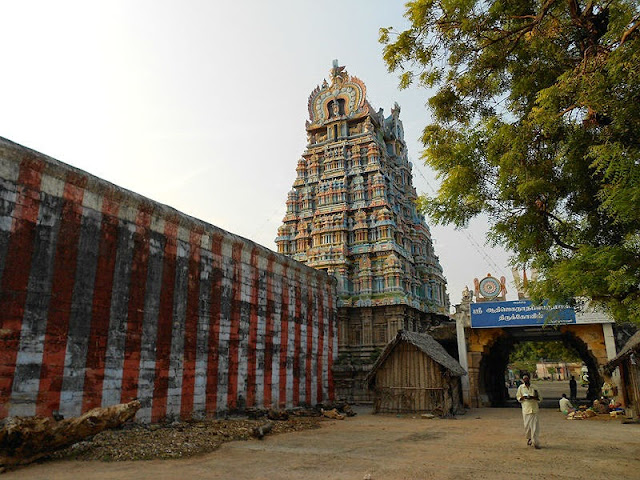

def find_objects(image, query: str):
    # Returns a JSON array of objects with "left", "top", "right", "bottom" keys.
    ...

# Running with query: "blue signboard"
[{"left": 470, "top": 300, "right": 576, "bottom": 328}]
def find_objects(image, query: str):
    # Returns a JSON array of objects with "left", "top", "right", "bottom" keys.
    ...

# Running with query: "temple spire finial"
[{"left": 330, "top": 59, "right": 346, "bottom": 85}]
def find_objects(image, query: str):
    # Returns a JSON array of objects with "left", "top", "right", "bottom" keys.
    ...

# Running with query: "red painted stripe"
[
  {"left": 246, "top": 247, "right": 259, "bottom": 407},
  {"left": 263, "top": 255, "right": 275, "bottom": 407},
  {"left": 292, "top": 273, "right": 302, "bottom": 406},
  {"left": 120, "top": 207, "right": 152, "bottom": 404},
  {"left": 226, "top": 242, "right": 243, "bottom": 411},
  {"left": 316, "top": 284, "right": 324, "bottom": 404},
  {"left": 151, "top": 220, "right": 178, "bottom": 423},
  {"left": 278, "top": 265, "right": 289, "bottom": 408},
  {"left": 327, "top": 284, "right": 335, "bottom": 401},
  {"left": 305, "top": 275, "right": 313, "bottom": 405},
  {"left": 82, "top": 196, "right": 120, "bottom": 412},
  {"left": 36, "top": 176, "right": 86, "bottom": 416},
  {"left": 205, "top": 234, "right": 223, "bottom": 414},
  {"left": 180, "top": 229, "right": 203, "bottom": 419},
  {"left": 0, "top": 157, "right": 44, "bottom": 417}
]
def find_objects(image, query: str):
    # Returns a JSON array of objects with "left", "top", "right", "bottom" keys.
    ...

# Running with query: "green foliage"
[
  {"left": 510, "top": 340, "right": 581, "bottom": 370},
  {"left": 381, "top": 1, "right": 640, "bottom": 323}
]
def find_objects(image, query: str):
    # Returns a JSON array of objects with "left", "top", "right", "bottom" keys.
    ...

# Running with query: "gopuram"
[{"left": 276, "top": 62, "right": 450, "bottom": 399}]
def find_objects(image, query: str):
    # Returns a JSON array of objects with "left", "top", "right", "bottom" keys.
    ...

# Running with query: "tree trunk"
[{"left": 0, "top": 400, "right": 141, "bottom": 471}]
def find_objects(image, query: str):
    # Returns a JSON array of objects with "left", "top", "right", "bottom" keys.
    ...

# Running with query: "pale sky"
[{"left": 1, "top": 1, "right": 517, "bottom": 307}]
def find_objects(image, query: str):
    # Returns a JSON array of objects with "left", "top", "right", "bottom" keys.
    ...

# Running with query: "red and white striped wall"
[{"left": 0, "top": 138, "right": 337, "bottom": 423}]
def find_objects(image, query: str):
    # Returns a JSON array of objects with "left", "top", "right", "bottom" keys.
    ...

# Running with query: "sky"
[{"left": 1, "top": 1, "right": 519, "bottom": 308}]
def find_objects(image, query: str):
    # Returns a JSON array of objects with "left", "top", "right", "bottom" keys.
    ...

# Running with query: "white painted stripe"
[
  {"left": 81, "top": 189, "right": 102, "bottom": 212},
  {"left": 0, "top": 156, "right": 19, "bottom": 182},
  {"left": 270, "top": 262, "right": 282, "bottom": 407},
  {"left": 216, "top": 237, "right": 234, "bottom": 413},
  {"left": 236, "top": 247, "right": 251, "bottom": 407},
  {"left": 310, "top": 274, "right": 318, "bottom": 405},
  {"left": 38, "top": 173, "right": 64, "bottom": 197},
  {"left": 333, "top": 287, "right": 339, "bottom": 366},
  {"left": 59, "top": 206, "right": 103, "bottom": 418},
  {"left": 322, "top": 282, "right": 330, "bottom": 401},
  {"left": 118, "top": 203, "right": 138, "bottom": 224},
  {"left": 0, "top": 181, "right": 17, "bottom": 233},
  {"left": 298, "top": 270, "right": 308, "bottom": 404},
  {"left": 166, "top": 237, "right": 190, "bottom": 418},
  {"left": 101, "top": 221, "right": 136, "bottom": 407},
  {"left": 285, "top": 271, "right": 296, "bottom": 408},
  {"left": 150, "top": 214, "right": 165, "bottom": 234},
  {"left": 255, "top": 254, "right": 268, "bottom": 407},
  {"left": 9, "top": 191, "right": 62, "bottom": 417},
  {"left": 193, "top": 248, "right": 213, "bottom": 417},
  {"left": 136, "top": 233, "right": 166, "bottom": 422}
]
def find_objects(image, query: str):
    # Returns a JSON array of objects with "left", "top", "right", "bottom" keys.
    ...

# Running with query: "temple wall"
[{"left": 0, "top": 137, "right": 337, "bottom": 423}]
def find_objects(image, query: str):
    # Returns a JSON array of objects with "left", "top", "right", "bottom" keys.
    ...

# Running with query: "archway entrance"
[
  {"left": 478, "top": 328, "right": 602, "bottom": 407},
  {"left": 461, "top": 322, "right": 617, "bottom": 408}
]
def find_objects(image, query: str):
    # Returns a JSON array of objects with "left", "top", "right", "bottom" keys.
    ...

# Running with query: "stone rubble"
[{"left": 49, "top": 417, "right": 322, "bottom": 462}]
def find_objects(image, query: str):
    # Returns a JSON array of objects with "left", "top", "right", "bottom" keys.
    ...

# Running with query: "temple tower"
[{"left": 276, "top": 62, "right": 449, "bottom": 361}]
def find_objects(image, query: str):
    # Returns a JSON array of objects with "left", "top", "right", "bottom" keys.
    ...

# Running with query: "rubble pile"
[
  {"left": 245, "top": 402, "right": 357, "bottom": 420},
  {"left": 2, "top": 403, "right": 356, "bottom": 469},
  {"left": 51, "top": 416, "right": 322, "bottom": 461}
]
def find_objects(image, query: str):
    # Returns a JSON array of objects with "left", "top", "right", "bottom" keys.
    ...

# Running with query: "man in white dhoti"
[{"left": 516, "top": 375, "right": 542, "bottom": 449}]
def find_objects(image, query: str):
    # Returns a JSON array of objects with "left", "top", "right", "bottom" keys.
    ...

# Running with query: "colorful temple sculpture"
[{"left": 276, "top": 62, "right": 449, "bottom": 367}]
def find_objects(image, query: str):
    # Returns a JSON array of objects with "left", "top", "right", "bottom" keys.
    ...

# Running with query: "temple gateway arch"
[{"left": 454, "top": 280, "right": 618, "bottom": 408}]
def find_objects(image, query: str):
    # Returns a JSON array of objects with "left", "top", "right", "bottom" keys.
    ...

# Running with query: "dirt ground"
[{"left": 4, "top": 405, "right": 639, "bottom": 480}]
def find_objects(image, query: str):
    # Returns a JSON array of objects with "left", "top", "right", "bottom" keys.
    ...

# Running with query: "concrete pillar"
[
  {"left": 456, "top": 318, "right": 471, "bottom": 408},
  {"left": 602, "top": 323, "right": 622, "bottom": 396},
  {"left": 467, "top": 351, "right": 483, "bottom": 408}
]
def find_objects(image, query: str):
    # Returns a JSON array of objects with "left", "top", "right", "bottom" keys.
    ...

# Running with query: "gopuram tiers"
[{"left": 276, "top": 62, "right": 449, "bottom": 361}]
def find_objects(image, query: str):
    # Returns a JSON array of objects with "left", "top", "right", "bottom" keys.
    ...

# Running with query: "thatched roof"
[
  {"left": 366, "top": 330, "right": 466, "bottom": 386},
  {"left": 605, "top": 330, "right": 640, "bottom": 373}
]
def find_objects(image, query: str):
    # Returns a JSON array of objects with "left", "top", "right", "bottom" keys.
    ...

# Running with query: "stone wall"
[{"left": 0, "top": 137, "right": 337, "bottom": 423}]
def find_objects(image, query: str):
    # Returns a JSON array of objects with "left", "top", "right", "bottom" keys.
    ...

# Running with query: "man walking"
[{"left": 516, "top": 375, "right": 542, "bottom": 449}]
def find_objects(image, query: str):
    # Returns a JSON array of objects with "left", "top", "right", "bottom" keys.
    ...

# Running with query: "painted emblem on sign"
[{"left": 479, "top": 276, "right": 501, "bottom": 298}]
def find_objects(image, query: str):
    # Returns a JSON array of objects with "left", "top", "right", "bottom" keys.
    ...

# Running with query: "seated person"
[
  {"left": 559, "top": 393, "right": 575, "bottom": 415},
  {"left": 593, "top": 397, "right": 609, "bottom": 414}
]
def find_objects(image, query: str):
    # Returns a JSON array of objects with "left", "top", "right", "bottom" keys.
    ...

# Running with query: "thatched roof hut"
[
  {"left": 366, "top": 330, "right": 466, "bottom": 415},
  {"left": 605, "top": 331, "right": 640, "bottom": 373}
]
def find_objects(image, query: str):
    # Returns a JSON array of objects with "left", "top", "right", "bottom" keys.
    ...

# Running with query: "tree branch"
[
  {"left": 542, "top": 212, "right": 579, "bottom": 251},
  {"left": 620, "top": 14, "right": 640, "bottom": 45},
  {"left": 558, "top": 104, "right": 578, "bottom": 117},
  {"left": 478, "top": 0, "right": 557, "bottom": 52}
]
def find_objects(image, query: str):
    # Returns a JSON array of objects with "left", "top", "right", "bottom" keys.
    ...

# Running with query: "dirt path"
[{"left": 5, "top": 408, "right": 640, "bottom": 480}]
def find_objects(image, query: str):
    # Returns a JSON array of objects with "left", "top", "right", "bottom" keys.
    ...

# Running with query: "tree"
[
  {"left": 510, "top": 340, "right": 580, "bottom": 377},
  {"left": 380, "top": 1, "right": 640, "bottom": 323},
  {"left": 510, "top": 340, "right": 580, "bottom": 364}
]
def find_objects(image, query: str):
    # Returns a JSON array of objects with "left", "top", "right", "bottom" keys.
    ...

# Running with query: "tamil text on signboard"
[{"left": 470, "top": 300, "right": 576, "bottom": 328}]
